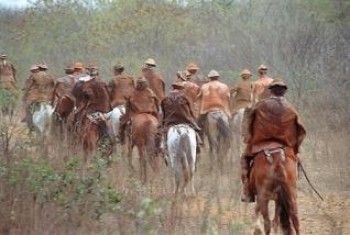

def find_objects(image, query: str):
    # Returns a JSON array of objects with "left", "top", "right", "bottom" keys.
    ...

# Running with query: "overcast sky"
[{"left": 0, "top": 0, "right": 29, "bottom": 8}]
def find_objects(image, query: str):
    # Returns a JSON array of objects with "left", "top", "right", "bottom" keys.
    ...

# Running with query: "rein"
[{"left": 298, "top": 160, "right": 324, "bottom": 201}]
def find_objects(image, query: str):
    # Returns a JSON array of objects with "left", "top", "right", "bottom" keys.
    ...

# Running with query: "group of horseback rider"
[{"left": 0, "top": 54, "right": 306, "bottom": 203}]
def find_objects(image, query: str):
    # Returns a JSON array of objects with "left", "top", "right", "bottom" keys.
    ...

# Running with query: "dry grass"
[{"left": 0, "top": 103, "right": 350, "bottom": 235}]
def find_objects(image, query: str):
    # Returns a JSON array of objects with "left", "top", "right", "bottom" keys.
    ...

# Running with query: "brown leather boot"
[
  {"left": 118, "top": 123, "right": 126, "bottom": 145},
  {"left": 240, "top": 157, "right": 255, "bottom": 203}
]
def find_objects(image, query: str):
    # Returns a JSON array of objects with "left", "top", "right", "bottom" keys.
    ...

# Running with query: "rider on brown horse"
[
  {"left": 185, "top": 62, "right": 207, "bottom": 87},
  {"left": 141, "top": 58, "right": 166, "bottom": 102},
  {"left": 118, "top": 77, "right": 160, "bottom": 145},
  {"left": 241, "top": 78, "right": 306, "bottom": 203},
  {"left": 230, "top": 69, "right": 254, "bottom": 114},
  {"left": 108, "top": 63, "right": 134, "bottom": 109},
  {"left": 51, "top": 64, "right": 77, "bottom": 106},
  {"left": 252, "top": 64, "right": 273, "bottom": 104}
]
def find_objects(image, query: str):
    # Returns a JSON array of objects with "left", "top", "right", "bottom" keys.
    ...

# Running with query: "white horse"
[
  {"left": 105, "top": 104, "right": 125, "bottom": 142},
  {"left": 231, "top": 107, "right": 247, "bottom": 157},
  {"left": 32, "top": 102, "right": 54, "bottom": 135},
  {"left": 167, "top": 124, "right": 197, "bottom": 196}
]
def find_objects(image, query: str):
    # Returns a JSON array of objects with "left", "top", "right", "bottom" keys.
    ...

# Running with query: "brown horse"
[
  {"left": 128, "top": 112, "right": 159, "bottom": 183},
  {"left": 249, "top": 143, "right": 299, "bottom": 235},
  {"left": 52, "top": 95, "right": 75, "bottom": 140},
  {"left": 73, "top": 78, "right": 113, "bottom": 163}
]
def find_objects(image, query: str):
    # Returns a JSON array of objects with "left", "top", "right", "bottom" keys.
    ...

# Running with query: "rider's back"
[
  {"left": 129, "top": 88, "right": 158, "bottom": 116},
  {"left": 200, "top": 80, "right": 231, "bottom": 117},
  {"left": 28, "top": 71, "right": 55, "bottom": 102},
  {"left": 248, "top": 97, "right": 306, "bottom": 154},
  {"left": 109, "top": 74, "right": 134, "bottom": 108}
]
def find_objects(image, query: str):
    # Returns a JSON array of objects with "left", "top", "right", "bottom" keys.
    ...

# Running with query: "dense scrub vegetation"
[{"left": 0, "top": 0, "right": 349, "bottom": 234}]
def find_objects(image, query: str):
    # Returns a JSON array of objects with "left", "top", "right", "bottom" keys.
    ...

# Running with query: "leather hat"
[
  {"left": 74, "top": 62, "right": 84, "bottom": 69},
  {"left": 268, "top": 78, "right": 288, "bottom": 89},
  {"left": 30, "top": 64, "right": 39, "bottom": 71},
  {"left": 240, "top": 69, "right": 252, "bottom": 76},
  {"left": 172, "top": 81, "right": 185, "bottom": 89},
  {"left": 64, "top": 64, "right": 74, "bottom": 71},
  {"left": 37, "top": 62, "right": 48, "bottom": 69},
  {"left": 258, "top": 64, "right": 268, "bottom": 71},
  {"left": 113, "top": 63, "right": 124, "bottom": 70},
  {"left": 145, "top": 58, "right": 156, "bottom": 67},
  {"left": 186, "top": 63, "right": 199, "bottom": 70},
  {"left": 208, "top": 70, "right": 220, "bottom": 78},
  {"left": 176, "top": 71, "right": 187, "bottom": 81}
]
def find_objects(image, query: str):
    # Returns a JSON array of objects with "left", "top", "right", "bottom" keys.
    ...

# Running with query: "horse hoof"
[{"left": 253, "top": 227, "right": 263, "bottom": 235}]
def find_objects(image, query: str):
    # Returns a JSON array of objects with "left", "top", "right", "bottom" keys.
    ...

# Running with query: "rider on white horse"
[
  {"left": 21, "top": 62, "right": 55, "bottom": 129},
  {"left": 106, "top": 63, "right": 134, "bottom": 142},
  {"left": 161, "top": 81, "right": 202, "bottom": 158}
]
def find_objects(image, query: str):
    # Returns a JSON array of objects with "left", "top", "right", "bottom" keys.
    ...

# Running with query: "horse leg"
[
  {"left": 273, "top": 201, "right": 280, "bottom": 234},
  {"left": 138, "top": 146, "right": 147, "bottom": 183},
  {"left": 174, "top": 164, "right": 181, "bottom": 196},
  {"left": 127, "top": 142, "right": 134, "bottom": 171},
  {"left": 290, "top": 196, "right": 300, "bottom": 235},
  {"left": 259, "top": 198, "right": 271, "bottom": 235},
  {"left": 253, "top": 200, "right": 263, "bottom": 235}
]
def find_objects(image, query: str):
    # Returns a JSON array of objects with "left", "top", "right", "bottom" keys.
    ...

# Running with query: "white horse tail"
[
  {"left": 178, "top": 134, "right": 192, "bottom": 185},
  {"left": 32, "top": 102, "right": 54, "bottom": 135},
  {"left": 107, "top": 104, "right": 125, "bottom": 142}
]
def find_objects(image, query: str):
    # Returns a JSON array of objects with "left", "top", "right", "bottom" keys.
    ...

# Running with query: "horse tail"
[
  {"left": 145, "top": 120, "right": 156, "bottom": 152},
  {"left": 217, "top": 115, "right": 231, "bottom": 140},
  {"left": 275, "top": 161, "right": 292, "bottom": 233},
  {"left": 178, "top": 133, "right": 192, "bottom": 185},
  {"left": 216, "top": 114, "right": 232, "bottom": 149}
]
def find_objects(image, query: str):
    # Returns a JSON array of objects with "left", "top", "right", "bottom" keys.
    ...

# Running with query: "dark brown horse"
[
  {"left": 128, "top": 112, "right": 159, "bottom": 183},
  {"left": 249, "top": 142, "right": 299, "bottom": 235},
  {"left": 51, "top": 95, "right": 75, "bottom": 140},
  {"left": 73, "top": 78, "right": 113, "bottom": 163}
]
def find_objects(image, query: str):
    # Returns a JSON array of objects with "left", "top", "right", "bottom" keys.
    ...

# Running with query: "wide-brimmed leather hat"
[
  {"left": 186, "top": 63, "right": 199, "bottom": 70},
  {"left": 240, "top": 69, "right": 252, "bottom": 76},
  {"left": 258, "top": 64, "right": 268, "bottom": 71},
  {"left": 113, "top": 63, "right": 124, "bottom": 70},
  {"left": 268, "top": 78, "right": 288, "bottom": 89},
  {"left": 172, "top": 81, "right": 185, "bottom": 89},
  {"left": 74, "top": 62, "right": 84, "bottom": 69},
  {"left": 64, "top": 64, "right": 74, "bottom": 71},
  {"left": 30, "top": 64, "right": 39, "bottom": 71},
  {"left": 208, "top": 70, "right": 220, "bottom": 78},
  {"left": 176, "top": 71, "right": 187, "bottom": 81},
  {"left": 37, "top": 62, "right": 48, "bottom": 69},
  {"left": 145, "top": 58, "right": 156, "bottom": 67}
]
